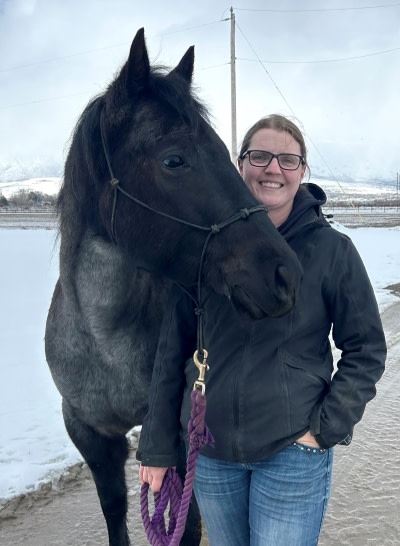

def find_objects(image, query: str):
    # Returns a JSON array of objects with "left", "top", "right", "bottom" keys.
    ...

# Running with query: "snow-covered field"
[
  {"left": 0, "top": 205, "right": 399, "bottom": 507},
  {"left": 0, "top": 229, "right": 81, "bottom": 504}
]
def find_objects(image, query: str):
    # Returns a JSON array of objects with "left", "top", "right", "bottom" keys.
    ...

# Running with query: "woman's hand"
[
  {"left": 296, "top": 430, "right": 320, "bottom": 448},
  {"left": 139, "top": 464, "right": 169, "bottom": 493}
]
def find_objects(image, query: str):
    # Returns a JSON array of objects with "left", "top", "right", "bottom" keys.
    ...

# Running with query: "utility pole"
[{"left": 230, "top": 7, "right": 237, "bottom": 163}]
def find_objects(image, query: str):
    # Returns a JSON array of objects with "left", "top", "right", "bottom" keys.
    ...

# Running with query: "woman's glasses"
[{"left": 241, "top": 150, "right": 304, "bottom": 171}]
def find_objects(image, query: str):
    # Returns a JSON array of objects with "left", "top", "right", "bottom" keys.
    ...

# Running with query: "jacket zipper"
[{"left": 232, "top": 333, "right": 251, "bottom": 459}]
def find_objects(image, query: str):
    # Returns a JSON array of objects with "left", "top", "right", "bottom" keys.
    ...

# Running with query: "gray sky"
[{"left": 1, "top": 0, "right": 399, "bottom": 181}]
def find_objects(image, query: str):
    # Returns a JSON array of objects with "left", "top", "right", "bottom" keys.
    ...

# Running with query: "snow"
[
  {"left": 0, "top": 229, "right": 81, "bottom": 503},
  {"left": 0, "top": 221, "right": 400, "bottom": 506}
]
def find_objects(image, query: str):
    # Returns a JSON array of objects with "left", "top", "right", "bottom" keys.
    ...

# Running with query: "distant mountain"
[
  {"left": 312, "top": 172, "right": 396, "bottom": 188},
  {"left": 0, "top": 178, "right": 61, "bottom": 198},
  {"left": 0, "top": 160, "right": 62, "bottom": 184}
]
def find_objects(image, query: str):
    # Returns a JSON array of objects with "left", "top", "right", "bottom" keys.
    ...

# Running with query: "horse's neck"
[{"left": 59, "top": 229, "right": 170, "bottom": 334}]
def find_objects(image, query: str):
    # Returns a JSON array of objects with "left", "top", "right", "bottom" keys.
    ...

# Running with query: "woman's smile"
[{"left": 259, "top": 180, "right": 284, "bottom": 189}]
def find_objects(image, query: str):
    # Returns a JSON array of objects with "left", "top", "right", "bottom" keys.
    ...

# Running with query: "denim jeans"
[{"left": 193, "top": 443, "right": 333, "bottom": 546}]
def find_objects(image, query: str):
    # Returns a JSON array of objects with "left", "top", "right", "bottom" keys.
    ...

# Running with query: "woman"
[{"left": 137, "top": 114, "right": 386, "bottom": 545}]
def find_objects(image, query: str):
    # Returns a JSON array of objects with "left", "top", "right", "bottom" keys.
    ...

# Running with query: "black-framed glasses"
[{"left": 241, "top": 150, "right": 304, "bottom": 171}]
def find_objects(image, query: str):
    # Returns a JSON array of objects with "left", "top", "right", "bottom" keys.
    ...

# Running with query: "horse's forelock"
[
  {"left": 107, "top": 61, "right": 210, "bottom": 130},
  {"left": 151, "top": 65, "right": 210, "bottom": 126}
]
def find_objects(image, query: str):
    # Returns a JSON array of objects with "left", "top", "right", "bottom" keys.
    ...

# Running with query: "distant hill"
[
  {"left": 314, "top": 173, "right": 396, "bottom": 188},
  {"left": 0, "top": 160, "right": 62, "bottom": 183},
  {"left": 0, "top": 178, "right": 61, "bottom": 198},
  {"left": 311, "top": 176, "right": 399, "bottom": 203}
]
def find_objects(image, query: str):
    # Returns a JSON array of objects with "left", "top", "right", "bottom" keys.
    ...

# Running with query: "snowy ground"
[
  {"left": 0, "top": 228, "right": 82, "bottom": 504},
  {"left": 0, "top": 221, "right": 399, "bottom": 508}
]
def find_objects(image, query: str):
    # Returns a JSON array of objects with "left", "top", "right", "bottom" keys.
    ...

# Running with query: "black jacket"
[{"left": 137, "top": 183, "right": 386, "bottom": 466}]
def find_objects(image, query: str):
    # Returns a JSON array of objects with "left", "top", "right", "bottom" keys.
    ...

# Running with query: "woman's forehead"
[{"left": 250, "top": 128, "right": 300, "bottom": 151}]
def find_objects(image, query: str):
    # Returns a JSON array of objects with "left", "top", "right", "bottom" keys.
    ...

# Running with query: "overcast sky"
[{"left": 1, "top": 0, "right": 399, "bottom": 181}]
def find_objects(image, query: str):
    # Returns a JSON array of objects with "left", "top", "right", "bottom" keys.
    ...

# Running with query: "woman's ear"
[{"left": 237, "top": 159, "right": 244, "bottom": 176}]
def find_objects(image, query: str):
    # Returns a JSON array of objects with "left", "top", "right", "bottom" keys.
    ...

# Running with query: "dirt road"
[
  {"left": 320, "top": 300, "right": 400, "bottom": 546},
  {"left": 0, "top": 300, "right": 399, "bottom": 545}
]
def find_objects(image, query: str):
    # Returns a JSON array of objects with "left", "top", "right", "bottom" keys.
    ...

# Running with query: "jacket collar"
[{"left": 278, "top": 183, "right": 330, "bottom": 240}]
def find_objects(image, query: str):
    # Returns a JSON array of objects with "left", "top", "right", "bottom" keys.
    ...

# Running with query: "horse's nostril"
[{"left": 275, "top": 264, "right": 291, "bottom": 290}]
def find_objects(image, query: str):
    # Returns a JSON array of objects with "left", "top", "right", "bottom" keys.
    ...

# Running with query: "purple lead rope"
[{"left": 140, "top": 389, "right": 214, "bottom": 546}]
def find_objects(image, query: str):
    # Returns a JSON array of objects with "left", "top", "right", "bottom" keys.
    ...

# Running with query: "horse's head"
[{"left": 61, "top": 28, "right": 302, "bottom": 319}]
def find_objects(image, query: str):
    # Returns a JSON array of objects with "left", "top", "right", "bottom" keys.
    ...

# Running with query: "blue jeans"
[{"left": 193, "top": 443, "right": 333, "bottom": 546}]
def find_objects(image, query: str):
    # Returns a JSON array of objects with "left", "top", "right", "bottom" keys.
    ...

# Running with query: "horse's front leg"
[{"left": 62, "top": 399, "right": 130, "bottom": 546}]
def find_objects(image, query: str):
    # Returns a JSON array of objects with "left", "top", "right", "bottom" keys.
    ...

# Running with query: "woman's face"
[{"left": 238, "top": 128, "right": 306, "bottom": 227}]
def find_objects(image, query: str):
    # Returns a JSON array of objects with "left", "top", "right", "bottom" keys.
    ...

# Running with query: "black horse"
[{"left": 45, "top": 29, "right": 302, "bottom": 545}]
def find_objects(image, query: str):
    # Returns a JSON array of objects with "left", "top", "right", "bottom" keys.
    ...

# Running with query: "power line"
[
  {"left": 234, "top": 23, "right": 294, "bottom": 123},
  {"left": 233, "top": 3, "right": 400, "bottom": 12},
  {"left": 0, "top": 91, "right": 93, "bottom": 111},
  {"left": 234, "top": 21, "right": 362, "bottom": 214},
  {"left": 0, "top": 20, "right": 226, "bottom": 74},
  {"left": 0, "top": 62, "right": 229, "bottom": 112},
  {"left": 237, "top": 46, "right": 400, "bottom": 64},
  {"left": 0, "top": 43, "right": 128, "bottom": 73}
]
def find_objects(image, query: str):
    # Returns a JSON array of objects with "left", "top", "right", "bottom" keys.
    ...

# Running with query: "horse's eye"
[{"left": 163, "top": 155, "right": 184, "bottom": 169}]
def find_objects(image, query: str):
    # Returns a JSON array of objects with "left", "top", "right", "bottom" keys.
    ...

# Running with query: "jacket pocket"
[{"left": 279, "top": 348, "right": 329, "bottom": 436}]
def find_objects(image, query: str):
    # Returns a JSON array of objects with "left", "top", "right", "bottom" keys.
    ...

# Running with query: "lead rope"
[
  {"left": 139, "top": 229, "right": 215, "bottom": 546},
  {"left": 140, "top": 388, "right": 213, "bottom": 546}
]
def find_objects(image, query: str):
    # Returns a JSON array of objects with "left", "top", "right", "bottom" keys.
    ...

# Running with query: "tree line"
[
  {"left": 328, "top": 197, "right": 400, "bottom": 209},
  {"left": 0, "top": 189, "right": 57, "bottom": 209}
]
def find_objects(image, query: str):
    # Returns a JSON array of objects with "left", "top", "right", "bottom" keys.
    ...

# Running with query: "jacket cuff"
[
  {"left": 136, "top": 450, "right": 177, "bottom": 468},
  {"left": 310, "top": 403, "right": 353, "bottom": 449}
]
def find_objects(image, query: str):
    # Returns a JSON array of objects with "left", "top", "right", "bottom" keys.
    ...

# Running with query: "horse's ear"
[
  {"left": 119, "top": 28, "right": 151, "bottom": 96},
  {"left": 168, "top": 46, "right": 194, "bottom": 84}
]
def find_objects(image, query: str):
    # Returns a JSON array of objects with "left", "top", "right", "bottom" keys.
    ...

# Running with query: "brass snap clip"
[{"left": 193, "top": 349, "right": 209, "bottom": 395}]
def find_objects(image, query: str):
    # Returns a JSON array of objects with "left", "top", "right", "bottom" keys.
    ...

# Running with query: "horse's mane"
[{"left": 56, "top": 95, "right": 105, "bottom": 241}]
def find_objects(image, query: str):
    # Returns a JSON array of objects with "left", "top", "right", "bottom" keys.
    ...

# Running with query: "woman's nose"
[{"left": 265, "top": 157, "right": 282, "bottom": 173}]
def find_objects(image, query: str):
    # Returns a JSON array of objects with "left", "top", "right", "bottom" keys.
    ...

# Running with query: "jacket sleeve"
[
  {"left": 136, "top": 283, "right": 197, "bottom": 467},
  {"left": 311, "top": 234, "right": 387, "bottom": 448}
]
